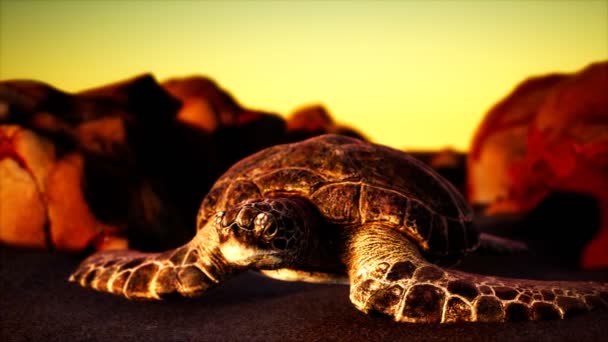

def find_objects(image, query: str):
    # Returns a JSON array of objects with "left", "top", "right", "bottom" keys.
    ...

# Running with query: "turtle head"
[{"left": 214, "top": 198, "right": 312, "bottom": 269}]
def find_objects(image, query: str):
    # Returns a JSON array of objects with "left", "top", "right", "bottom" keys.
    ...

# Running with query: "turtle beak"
[
  {"left": 215, "top": 213, "right": 282, "bottom": 267},
  {"left": 219, "top": 239, "right": 282, "bottom": 268}
]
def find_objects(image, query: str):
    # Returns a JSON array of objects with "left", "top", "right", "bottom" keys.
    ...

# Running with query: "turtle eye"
[
  {"left": 264, "top": 221, "right": 278, "bottom": 237},
  {"left": 236, "top": 206, "right": 258, "bottom": 228}
]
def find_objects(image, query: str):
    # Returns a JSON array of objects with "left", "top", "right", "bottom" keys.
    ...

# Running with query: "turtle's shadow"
[
  {"left": 474, "top": 191, "right": 600, "bottom": 269},
  {"left": 63, "top": 260, "right": 345, "bottom": 309}
]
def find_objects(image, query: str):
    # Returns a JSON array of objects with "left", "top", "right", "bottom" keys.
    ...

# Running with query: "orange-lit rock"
[
  {"left": 162, "top": 76, "right": 241, "bottom": 132},
  {"left": 0, "top": 157, "right": 48, "bottom": 247},
  {"left": 468, "top": 61, "right": 608, "bottom": 269},
  {"left": 516, "top": 62, "right": 608, "bottom": 269},
  {"left": 162, "top": 75, "right": 284, "bottom": 132},
  {"left": 0, "top": 124, "right": 128, "bottom": 251},
  {"left": 286, "top": 104, "right": 334, "bottom": 133},
  {"left": 46, "top": 153, "right": 120, "bottom": 251},
  {"left": 286, "top": 104, "right": 366, "bottom": 142},
  {"left": 0, "top": 126, "right": 52, "bottom": 248},
  {"left": 161, "top": 75, "right": 287, "bottom": 173},
  {"left": 467, "top": 73, "right": 566, "bottom": 208},
  {"left": 0, "top": 75, "right": 193, "bottom": 251}
]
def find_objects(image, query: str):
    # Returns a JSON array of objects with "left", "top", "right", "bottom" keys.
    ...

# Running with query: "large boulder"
[
  {"left": 285, "top": 104, "right": 366, "bottom": 142},
  {"left": 468, "top": 61, "right": 608, "bottom": 269},
  {"left": 162, "top": 75, "right": 242, "bottom": 132},
  {"left": 467, "top": 74, "right": 567, "bottom": 208},
  {"left": 162, "top": 76, "right": 286, "bottom": 173},
  {"left": 0, "top": 75, "right": 203, "bottom": 251}
]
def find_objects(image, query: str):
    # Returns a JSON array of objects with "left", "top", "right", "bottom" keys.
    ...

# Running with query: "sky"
[{"left": 1, "top": 0, "right": 607, "bottom": 150}]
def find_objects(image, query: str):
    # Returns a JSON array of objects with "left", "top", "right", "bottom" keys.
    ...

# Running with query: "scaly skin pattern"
[
  {"left": 346, "top": 225, "right": 608, "bottom": 323},
  {"left": 70, "top": 223, "right": 232, "bottom": 300}
]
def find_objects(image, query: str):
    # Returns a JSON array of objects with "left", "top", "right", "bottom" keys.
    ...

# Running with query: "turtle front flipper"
[
  {"left": 345, "top": 225, "right": 608, "bottom": 323},
  {"left": 70, "top": 225, "right": 232, "bottom": 300}
]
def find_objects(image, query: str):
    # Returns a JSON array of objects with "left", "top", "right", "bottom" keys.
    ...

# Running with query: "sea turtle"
[{"left": 70, "top": 134, "right": 608, "bottom": 323}]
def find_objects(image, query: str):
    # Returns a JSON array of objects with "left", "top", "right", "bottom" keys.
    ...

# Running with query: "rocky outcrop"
[
  {"left": 161, "top": 76, "right": 287, "bottom": 172},
  {"left": 285, "top": 104, "right": 366, "bottom": 142},
  {"left": 0, "top": 75, "right": 199, "bottom": 251},
  {"left": 468, "top": 61, "right": 608, "bottom": 269}
]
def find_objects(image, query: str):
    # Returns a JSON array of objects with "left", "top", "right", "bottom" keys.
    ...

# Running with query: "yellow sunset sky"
[{"left": 1, "top": 0, "right": 606, "bottom": 150}]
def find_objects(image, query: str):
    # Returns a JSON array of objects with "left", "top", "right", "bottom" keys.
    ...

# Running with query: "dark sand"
[{"left": 2, "top": 237, "right": 608, "bottom": 342}]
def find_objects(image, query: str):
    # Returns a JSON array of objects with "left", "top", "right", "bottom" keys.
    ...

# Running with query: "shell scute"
[
  {"left": 360, "top": 185, "right": 409, "bottom": 227},
  {"left": 311, "top": 182, "right": 361, "bottom": 224},
  {"left": 223, "top": 180, "right": 261, "bottom": 209},
  {"left": 254, "top": 168, "right": 327, "bottom": 196}
]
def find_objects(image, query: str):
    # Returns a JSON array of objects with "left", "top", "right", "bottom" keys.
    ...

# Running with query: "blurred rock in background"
[
  {"left": 285, "top": 104, "right": 366, "bottom": 142},
  {"left": 162, "top": 75, "right": 242, "bottom": 133},
  {"left": 467, "top": 74, "right": 567, "bottom": 209},
  {"left": 468, "top": 61, "right": 608, "bottom": 269},
  {"left": 162, "top": 75, "right": 287, "bottom": 174},
  {"left": 1, "top": 75, "right": 202, "bottom": 252}
]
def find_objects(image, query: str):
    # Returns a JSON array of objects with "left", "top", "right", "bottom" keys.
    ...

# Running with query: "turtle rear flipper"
[
  {"left": 346, "top": 225, "right": 608, "bottom": 323},
  {"left": 70, "top": 241, "right": 231, "bottom": 300}
]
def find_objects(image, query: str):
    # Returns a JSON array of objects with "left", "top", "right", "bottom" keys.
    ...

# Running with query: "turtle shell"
[{"left": 199, "top": 134, "right": 478, "bottom": 262}]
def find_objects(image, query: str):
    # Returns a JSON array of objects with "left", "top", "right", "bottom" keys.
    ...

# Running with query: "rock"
[
  {"left": 79, "top": 74, "right": 181, "bottom": 124},
  {"left": 161, "top": 75, "right": 287, "bottom": 173},
  {"left": 0, "top": 75, "right": 202, "bottom": 252},
  {"left": 162, "top": 75, "right": 284, "bottom": 132},
  {"left": 285, "top": 104, "right": 366, "bottom": 142},
  {"left": 162, "top": 76, "right": 241, "bottom": 132},
  {"left": 467, "top": 73, "right": 567, "bottom": 208},
  {"left": 468, "top": 61, "right": 608, "bottom": 269},
  {"left": 0, "top": 126, "right": 54, "bottom": 248}
]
